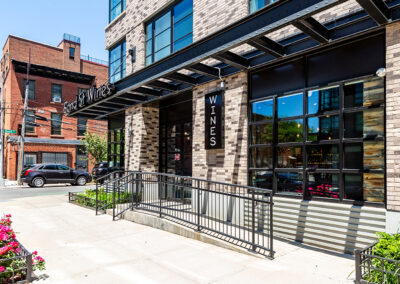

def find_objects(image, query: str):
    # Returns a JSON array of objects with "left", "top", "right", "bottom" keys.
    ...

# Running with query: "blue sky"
[{"left": 1, "top": 0, "right": 109, "bottom": 61}]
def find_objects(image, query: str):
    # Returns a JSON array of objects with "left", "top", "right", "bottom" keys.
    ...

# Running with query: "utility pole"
[
  {"left": 0, "top": 51, "right": 8, "bottom": 187},
  {"left": 17, "top": 49, "right": 31, "bottom": 185}
]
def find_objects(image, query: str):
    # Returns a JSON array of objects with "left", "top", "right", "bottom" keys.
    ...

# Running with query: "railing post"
[
  {"left": 251, "top": 189, "right": 256, "bottom": 252},
  {"left": 355, "top": 249, "right": 361, "bottom": 284},
  {"left": 112, "top": 179, "right": 116, "bottom": 221},
  {"left": 95, "top": 182, "right": 99, "bottom": 216},
  {"left": 159, "top": 175, "right": 163, "bottom": 218},
  {"left": 130, "top": 173, "right": 134, "bottom": 210},
  {"left": 197, "top": 179, "right": 201, "bottom": 232},
  {"left": 269, "top": 192, "right": 274, "bottom": 259},
  {"left": 136, "top": 172, "right": 140, "bottom": 207},
  {"left": 26, "top": 253, "right": 32, "bottom": 282}
]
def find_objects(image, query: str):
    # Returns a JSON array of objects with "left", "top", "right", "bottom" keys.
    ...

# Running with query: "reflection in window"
[
  {"left": 278, "top": 119, "right": 303, "bottom": 143},
  {"left": 307, "top": 145, "right": 339, "bottom": 169},
  {"left": 278, "top": 93, "right": 303, "bottom": 118},
  {"left": 109, "top": 40, "right": 126, "bottom": 83},
  {"left": 308, "top": 86, "right": 339, "bottom": 114},
  {"left": 344, "top": 109, "right": 384, "bottom": 139},
  {"left": 251, "top": 99, "right": 273, "bottom": 121},
  {"left": 306, "top": 173, "right": 339, "bottom": 199},
  {"left": 277, "top": 146, "right": 302, "bottom": 168},
  {"left": 250, "top": 0, "right": 277, "bottom": 13},
  {"left": 250, "top": 170, "right": 273, "bottom": 189},
  {"left": 307, "top": 115, "right": 339, "bottom": 141},
  {"left": 146, "top": 0, "right": 193, "bottom": 65},
  {"left": 250, "top": 147, "right": 273, "bottom": 168},
  {"left": 344, "top": 173, "right": 384, "bottom": 203},
  {"left": 344, "top": 142, "right": 384, "bottom": 170},
  {"left": 25, "top": 110, "right": 35, "bottom": 133},
  {"left": 251, "top": 123, "right": 273, "bottom": 145},
  {"left": 277, "top": 172, "right": 303, "bottom": 196},
  {"left": 344, "top": 77, "right": 384, "bottom": 108},
  {"left": 109, "top": 0, "right": 126, "bottom": 22}
]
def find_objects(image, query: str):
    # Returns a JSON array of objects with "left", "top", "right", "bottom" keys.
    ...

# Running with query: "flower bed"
[
  {"left": 69, "top": 189, "right": 141, "bottom": 212},
  {"left": 0, "top": 214, "right": 45, "bottom": 283},
  {"left": 355, "top": 232, "right": 400, "bottom": 284}
]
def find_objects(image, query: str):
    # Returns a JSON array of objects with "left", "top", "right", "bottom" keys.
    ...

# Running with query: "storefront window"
[
  {"left": 249, "top": 76, "right": 385, "bottom": 204},
  {"left": 307, "top": 115, "right": 339, "bottom": 141},
  {"left": 277, "top": 93, "right": 303, "bottom": 118},
  {"left": 307, "top": 86, "right": 339, "bottom": 114}
]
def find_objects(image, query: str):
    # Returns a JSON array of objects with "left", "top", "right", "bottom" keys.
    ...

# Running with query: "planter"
[{"left": 0, "top": 240, "right": 32, "bottom": 284}]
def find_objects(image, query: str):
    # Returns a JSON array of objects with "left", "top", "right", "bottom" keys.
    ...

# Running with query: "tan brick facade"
[
  {"left": 125, "top": 103, "right": 159, "bottom": 172},
  {"left": 192, "top": 72, "right": 248, "bottom": 185},
  {"left": 386, "top": 22, "right": 400, "bottom": 212}
]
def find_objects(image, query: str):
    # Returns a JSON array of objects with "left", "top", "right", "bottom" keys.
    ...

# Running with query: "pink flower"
[
  {"left": 0, "top": 266, "right": 5, "bottom": 273},
  {"left": 32, "top": 251, "right": 37, "bottom": 255},
  {"left": 5, "top": 214, "right": 11, "bottom": 218}
]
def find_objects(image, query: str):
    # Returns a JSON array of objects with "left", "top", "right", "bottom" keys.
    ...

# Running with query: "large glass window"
[
  {"left": 250, "top": 0, "right": 277, "bottom": 13},
  {"left": 51, "top": 113, "right": 62, "bottom": 135},
  {"left": 109, "top": 0, "right": 126, "bottom": 22},
  {"left": 145, "top": 0, "right": 193, "bottom": 65},
  {"left": 23, "top": 80, "right": 35, "bottom": 100},
  {"left": 249, "top": 76, "right": 385, "bottom": 204},
  {"left": 109, "top": 40, "right": 126, "bottom": 83}
]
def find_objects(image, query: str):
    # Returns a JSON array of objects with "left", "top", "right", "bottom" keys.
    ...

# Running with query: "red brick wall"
[{"left": 1, "top": 35, "right": 109, "bottom": 180}]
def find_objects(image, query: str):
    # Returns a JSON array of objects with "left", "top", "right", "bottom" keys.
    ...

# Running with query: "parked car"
[
  {"left": 92, "top": 162, "right": 109, "bottom": 182},
  {"left": 21, "top": 164, "right": 92, "bottom": 187}
]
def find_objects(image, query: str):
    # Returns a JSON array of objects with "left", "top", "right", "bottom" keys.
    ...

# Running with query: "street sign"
[{"left": 3, "top": 129, "right": 16, "bottom": 134}]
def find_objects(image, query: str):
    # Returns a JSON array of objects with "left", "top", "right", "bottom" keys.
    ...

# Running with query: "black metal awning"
[
  {"left": 12, "top": 60, "right": 95, "bottom": 85},
  {"left": 68, "top": 0, "right": 400, "bottom": 119}
]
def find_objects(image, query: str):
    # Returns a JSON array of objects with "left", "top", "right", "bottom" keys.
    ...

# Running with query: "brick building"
[
  {"left": 1, "top": 34, "right": 108, "bottom": 180},
  {"left": 66, "top": 0, "right": 400, "bottom": 253}
]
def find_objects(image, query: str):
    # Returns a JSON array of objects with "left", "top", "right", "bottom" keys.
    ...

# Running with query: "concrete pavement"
[{"left": 0, "top": 193, "right": 356, "bottom": 284}]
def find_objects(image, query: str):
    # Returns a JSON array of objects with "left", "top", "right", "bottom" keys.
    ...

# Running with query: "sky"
[{"left": 0, "top": 0, "right": 109, "bottom": 61}]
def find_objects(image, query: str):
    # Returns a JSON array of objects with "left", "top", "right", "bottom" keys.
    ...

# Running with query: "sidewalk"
[{"left": 0, "top": 194, "right": 355, "bottom": 284}]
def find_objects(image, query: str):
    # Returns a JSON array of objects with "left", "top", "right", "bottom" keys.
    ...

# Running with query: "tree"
[{"left": 81, "top": 132, "right": 107, "bottom": 165}]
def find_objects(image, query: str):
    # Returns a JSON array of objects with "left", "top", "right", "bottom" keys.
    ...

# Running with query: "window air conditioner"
[{"left": 53, "top": 97, "right": 62, "bottom": 103}]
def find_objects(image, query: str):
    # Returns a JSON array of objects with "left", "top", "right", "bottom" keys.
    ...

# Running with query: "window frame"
[
  {"left": 250, "top": 0, "right": 278, "bottom": 13},
  {"left": 51, "top": 113, "right": 62, "bottom": 136},
  {"left": 145, "top": 0, "right": 193, "bottom": 66},
  {"left": 109, "top": 0, "right": 126, "bottom": 23},
  {"left": 69, "top": 47, "right": 75, "bottom": 60},
  {"left": 22, "top": 79, "right": 35, "bottom": 100},
  {"left": 108, "top": 39, "right": 126, "bottom": 83},
  {"left": 77, "top": 117, "right": 88, "bottom": 136},
  {"left": 51, "top": 84, "right": 63, "bottom": 103},
  {"left": 248, "top": 74, "right": 386, "bottom": 206},
  {"left": 25, "top": 110, "right": 35, "bottom": 134}
]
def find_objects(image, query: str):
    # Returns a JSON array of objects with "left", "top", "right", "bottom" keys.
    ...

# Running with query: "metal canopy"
[{"left": 68, "top": 0, "right": 400, "bottom": 119}]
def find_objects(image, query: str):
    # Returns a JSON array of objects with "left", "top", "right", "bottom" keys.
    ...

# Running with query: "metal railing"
[
  {"left": 355, "top": 242, "right": 400, "bottom": 284},
  {"left": 80, "top": 54, "right": 108, "bottom": 66},
  {"left": 0, "top": 240, "right": 32, "bottom": 283},
  {"left": 96, "top": 171, "right": 274, "bottom": 258}
]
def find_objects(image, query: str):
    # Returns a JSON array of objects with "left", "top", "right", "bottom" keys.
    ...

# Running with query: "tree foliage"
[{"left": 81, "top": 132, "right": 107, "bottom": 165}]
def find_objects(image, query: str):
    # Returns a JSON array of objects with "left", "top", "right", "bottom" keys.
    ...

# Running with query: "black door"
[{"left": 159, "top": 94, "right": 192, "bottom": 176}]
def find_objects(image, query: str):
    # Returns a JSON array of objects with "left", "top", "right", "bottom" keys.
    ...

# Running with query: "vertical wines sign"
[{"left": 205, "top": 91, "right": 223, "bottom": 149}]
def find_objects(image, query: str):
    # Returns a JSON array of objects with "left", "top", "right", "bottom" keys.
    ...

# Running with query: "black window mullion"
[
  {"left": 272, "top": 96, "right": 277, "bottom": 194},
  {"left": 303, "top": 91, "right": 307, "bottom": 199},
  {"left": 339, "top": 82, "right": 344, "bottom": 202}
]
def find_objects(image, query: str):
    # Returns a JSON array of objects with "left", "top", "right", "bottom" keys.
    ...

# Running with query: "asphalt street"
[{"left": 0, "top": 184, "right": 95, "bottom": 202}]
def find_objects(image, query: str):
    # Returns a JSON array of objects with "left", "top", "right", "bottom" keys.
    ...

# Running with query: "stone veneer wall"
[
  {"left": 386, "top": 22, "right": 400, "bottom": 212},
  {"left": 192, "top": 72, "right": 248, "bottom": 185},
  {"left": 125, "top": 103, "right": 159, "bottom": 172}
]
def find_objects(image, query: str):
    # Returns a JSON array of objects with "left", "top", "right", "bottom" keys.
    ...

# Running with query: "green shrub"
[
  {"left": 73, "top": 188, "right": 141, "bottom": 209},
  {"left": 364, "top": 232, "right": 400, "bottom": 284}
]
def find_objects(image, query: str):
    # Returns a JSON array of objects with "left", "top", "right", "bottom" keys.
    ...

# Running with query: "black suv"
[
  {"left": 92, "top": 162, "right": 109, "bottom": 182},
  {"left": 21, "top": 164, "right": 92, "bottom": 187}
]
